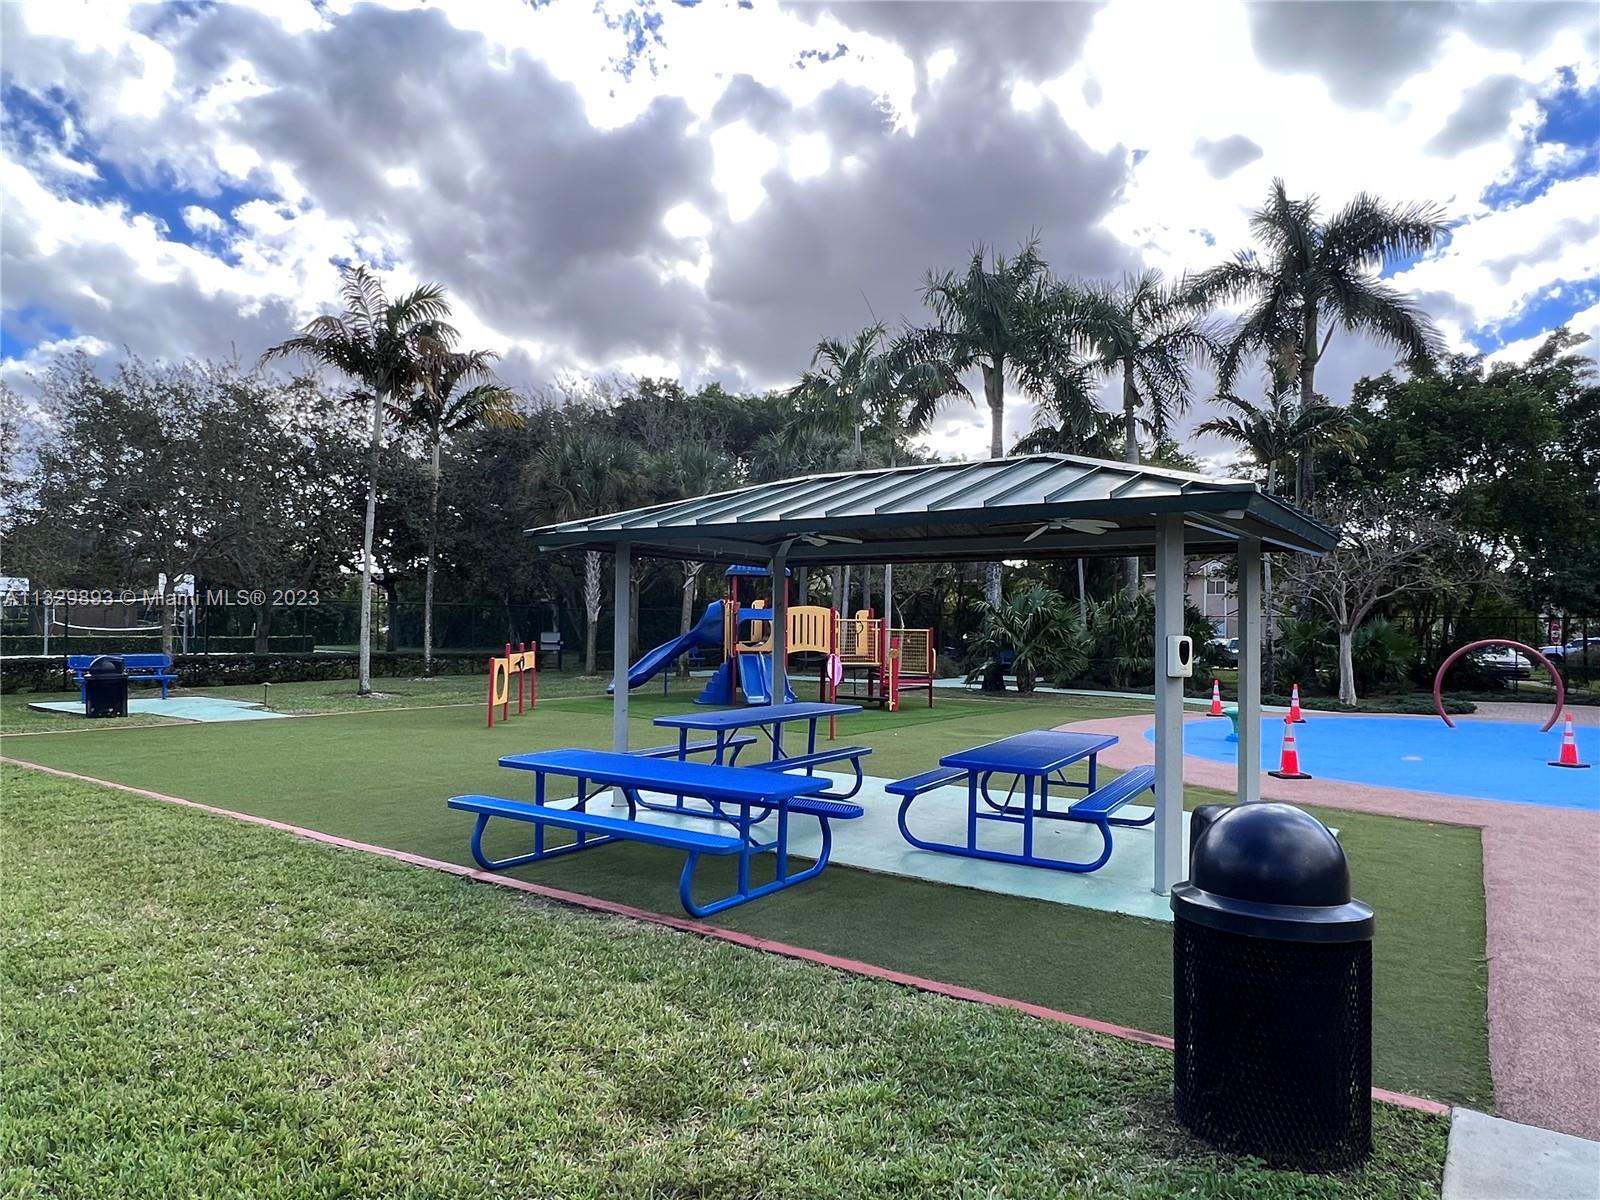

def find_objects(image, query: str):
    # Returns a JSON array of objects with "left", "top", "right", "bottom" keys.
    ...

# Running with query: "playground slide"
[
  {"left": 736, "top": 651, "right": 797, "bottom": 706},
  {"left": 607, "top": 601, "right": 725, "bottom": 693}
]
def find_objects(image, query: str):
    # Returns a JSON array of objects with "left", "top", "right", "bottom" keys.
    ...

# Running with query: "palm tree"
[
  {"left": 1074, "top": 271, "right": 1215, "bottom": 593},
  {"left": 260, "top": 265, "right": 455, "bottom": 695},
  {"left": 1196, "top": 363, "right": 1366, "bottom": 683},
  {"left": 1193, "top": 178, "right": 1445, "bottom": 506},
  {"left": 393, "top": 348, "right": 521, "bottom": 675},
  {"left": 789, "top": 322, "right": 964, "bottom": 619},
  {"left": 906, "top": 238, "right": 1059, "bottom": 603},
  {"left": 536, "top": 426, "right": 641, "bottom": 674}
]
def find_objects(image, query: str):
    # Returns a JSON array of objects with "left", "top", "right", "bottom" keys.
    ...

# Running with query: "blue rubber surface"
[{"left": 1150, "top": 716, "right": 1599, "bottom": 810}]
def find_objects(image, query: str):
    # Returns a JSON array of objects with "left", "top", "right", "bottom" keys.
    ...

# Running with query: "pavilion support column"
[
  {"left": 1236, "top": 536, "right": 1263, "bottom": 804},
  {"left": 612, "top": 544, "right": 631, "bottom": 806},
  {"left": 1152, "top": 515, "right": 1186, "bottom": 894},
  {"left": 770, "top": 546, "right": 788, "bottom": 705}
]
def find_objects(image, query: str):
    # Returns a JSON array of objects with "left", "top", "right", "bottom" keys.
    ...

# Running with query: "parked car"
[
  {"left": 1471, "top": 647, "right": 1532, "bottom": 679},
  {"left": 1539, "top": 638, "right": 1600, "bottom": 663},
  {"left": 1207, "top": 636, "right": 1239, "bottom": 667}
]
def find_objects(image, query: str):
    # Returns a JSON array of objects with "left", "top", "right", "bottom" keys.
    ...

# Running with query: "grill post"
[{"left": 1171, "top": 803, "right": 1375, "bottom": 1170}]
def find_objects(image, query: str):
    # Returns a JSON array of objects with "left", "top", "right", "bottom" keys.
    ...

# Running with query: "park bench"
[
  {"left": 751, "top": 744, "right": 872, "bottom": 801},
  {"left": 459, "top": 748, "right": 862, "bottom": 916},
  {"left": 68, "top": 653, "right": 179, "bottom": 700}
]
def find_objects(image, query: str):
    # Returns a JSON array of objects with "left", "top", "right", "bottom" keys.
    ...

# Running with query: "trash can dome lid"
[
  {"left": 1174, "top": 803, "right": 1373, "bottom": 941},
  {"left": 1192, "top": 803, "right": 1349, "bottom": 906},
  {"left": 86, "top": 655, "right": 125, "bottom": 673}
]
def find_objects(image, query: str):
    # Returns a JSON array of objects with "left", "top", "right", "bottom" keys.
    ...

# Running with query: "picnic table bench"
[
  {"left": 68, "top": 653, "right": 179, "bottom": 700},
  {"left": 888, "top": 730, "right": 1156, "bottom": 874},
  {"left": 650, "top": 702, "right": 871, "bottom": 805},
  {"left": 450, "top": 748, "right": 863, "bottom": 916}
]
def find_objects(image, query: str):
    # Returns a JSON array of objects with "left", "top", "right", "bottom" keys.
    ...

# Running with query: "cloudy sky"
[{"left": 2, "top": 0, "right": 1597, "bottom": 464}]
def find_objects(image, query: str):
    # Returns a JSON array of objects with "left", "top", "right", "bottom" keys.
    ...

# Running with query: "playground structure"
[
  {"left": 615, "top": 566, "right": 936, "bottom": 712},
  {"left": 486, "top": 642, "right": 538, "bottom": 728}
]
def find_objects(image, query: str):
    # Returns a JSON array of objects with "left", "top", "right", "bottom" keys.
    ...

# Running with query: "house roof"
[{"left": 526, "top": 453, "right": 1338, "bottom": 565}]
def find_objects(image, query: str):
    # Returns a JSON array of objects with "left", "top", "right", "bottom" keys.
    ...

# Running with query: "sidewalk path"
[{"left": 1059, "top": 711, "right": 1600, "bottom": 1141}]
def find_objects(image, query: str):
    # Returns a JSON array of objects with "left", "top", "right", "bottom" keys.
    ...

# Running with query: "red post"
[
  {"left": 486, "top": 657, "right": 496, "bottom": 728},
  {"left": 502, "top": 642, "right": 511, "bottom": 722},
  {"left": 516, "top": 641, "right": 527, "bottom": 713},
  {"left": 530, "top": 641, "right": 538, "bottom": 710}
]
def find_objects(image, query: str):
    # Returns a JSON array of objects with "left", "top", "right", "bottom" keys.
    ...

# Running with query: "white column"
[
  {"left": 612, "top": 544, "right": 631, "bottom": 750},
  {"left": 1236, "top": 536, "right": 1263, "bottom": 804},
  {"left": 770, "top": 548, "right": 788, "bottom": 704},
  {"left": 1152, "top": 515, "right": 1186, "bottom": 893}
]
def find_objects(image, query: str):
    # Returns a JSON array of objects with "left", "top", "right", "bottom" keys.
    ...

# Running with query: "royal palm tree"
[
  {"left": 1073, "top": 270, "right": 1215, "bottom": 592},
  {"left": 260, "top": 265, "right": 455, "bottom": 695},
  {"left": 1196, "top": 361, "right": 1367, "bottom": 683},
  {"left": 906, "top": 238, "right": 1059, "bottom": 603},
  {"left": 393, "top": 347, "right": 521, "bottom": 675},
  {"left": 536, "top": 426, "right": 641, "bottom": 675},
  {"left": 1193, "top": 178, "right": 1446, "bottom": 506}
]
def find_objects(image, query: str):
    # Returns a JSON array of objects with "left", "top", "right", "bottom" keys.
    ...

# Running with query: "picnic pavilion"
[{"left": 527, "top": 453, "right": 1338, "bottom": 894}]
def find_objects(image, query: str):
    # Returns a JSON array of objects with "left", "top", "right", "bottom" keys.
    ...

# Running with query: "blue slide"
[
  {"left": 608, "top": 601, "right": 725, "bottom": 693},
  {"left": 736, "top": 652, "right": 797, "bottom": 705}
]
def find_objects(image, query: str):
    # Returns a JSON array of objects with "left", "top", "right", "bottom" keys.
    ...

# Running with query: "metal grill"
[{"left": 1173, "top": 917, "right": 1372, "bottom": 1170}]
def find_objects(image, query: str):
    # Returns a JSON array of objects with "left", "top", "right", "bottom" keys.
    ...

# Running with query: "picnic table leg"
[
  {"left": 1088, "top": 752, "right": 1099, "bottom": 793},
  {"left": 1022, "top": 774, "right": 1036, "bottom": 861},
  {"left": 967, "top": 770, "right": 979, "bottom": 852}
]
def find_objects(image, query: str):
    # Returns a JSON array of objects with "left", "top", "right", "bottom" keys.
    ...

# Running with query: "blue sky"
[{"left": 2, "top": 0, "right": 1596, "bottom": 459}]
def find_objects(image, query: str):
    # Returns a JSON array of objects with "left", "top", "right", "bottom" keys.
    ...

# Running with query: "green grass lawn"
[
  {"left": 1, "top": 766, "right": 1450, "bottom": 1198},
  {"left": 0, "top": 684, "right": 1492, "bottom": 1110}
]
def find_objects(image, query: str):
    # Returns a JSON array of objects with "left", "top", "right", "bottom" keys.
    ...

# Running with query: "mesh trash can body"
[
  {"left": 1171, "top": 803, "right": 1374, "bottom": 1171},
  {"left": 83, "top": 655, "right": 129, "bottom": 718}
]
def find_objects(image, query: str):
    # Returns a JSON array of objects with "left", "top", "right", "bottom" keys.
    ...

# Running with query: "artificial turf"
[
  {"left": 1, "top": 765, "right": 1451, "bottom": 1198},
  {"left": 0, "top": 684, "right": 1492, "bottom": 1109}
]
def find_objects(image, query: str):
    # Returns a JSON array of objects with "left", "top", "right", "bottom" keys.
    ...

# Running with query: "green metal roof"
[{"left": 526, "top": 453, "right": 1338, "bottom": 564}]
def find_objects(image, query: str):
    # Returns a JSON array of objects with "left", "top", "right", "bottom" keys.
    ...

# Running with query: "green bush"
[
  {"left": 1273, "top": 616, "right": 1335, "bottom": 689},
  {"left": 0, "top": 634, "right": 315, "bottom": 656},
  {"left": 967, "top": 584, "right": 1088, "bottom": 693},
  {"left": 1072, "top": 590, "right": 1220, "bottom": 689},
  {"left": 0, "top": 651, "right": 486, "bottom": 694},
  {"left": 1353, "top": 617, "right": 1416, "bottom": 692}
]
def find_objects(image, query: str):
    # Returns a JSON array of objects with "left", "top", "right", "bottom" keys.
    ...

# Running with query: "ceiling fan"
[
  {"left": 795, "top": 532, "right": 863, "bottom": 547},
  {"left": 1022, "top": 517, "right": 1118, "bottom": 543}
]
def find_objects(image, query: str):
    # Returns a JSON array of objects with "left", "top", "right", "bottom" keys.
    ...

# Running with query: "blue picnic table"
[
  {"left": 448, "top": 748, "right": 863, "bottom": 917},
  {"left": 887, "top": 730, "right": 1157, "bottom": 874},
  {"left": 649, "top": 701, "right": 870, "bottom": 804}
]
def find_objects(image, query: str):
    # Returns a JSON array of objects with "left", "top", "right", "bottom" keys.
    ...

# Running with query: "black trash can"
[
  {"left": 83, "top": 655, "right": 129, "bottom": 718},
  {"left": 1188, "top": 802, "right": 1235, "bottom": 865},
  {"left": 1171, "top": 803, "right": 1375, "bottom": 1171}
]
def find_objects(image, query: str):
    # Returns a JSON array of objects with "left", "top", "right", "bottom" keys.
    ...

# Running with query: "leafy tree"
[
  {"left": 260, "top": 265, "right": 456, "bottom": 694},
  {"left": 392, "top": 347, "right": 520, "bottom": 673},
  {"left": 1280, "top": 502, "right": 1446, "bottom": 704},
  {"left": 1194, "top": 179, "right": 1446, "bottom": 506}
]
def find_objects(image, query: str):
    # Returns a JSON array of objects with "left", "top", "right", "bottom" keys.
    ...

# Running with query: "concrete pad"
[
  {"left": 26, "top": 698, "right": 287, "bottom": 722},
  {"left": 634, "top": 772, "right": 1186, "bottom": 923},
  {"left": 1444, "top": 1107, "right": 1600, "bottom": 1199}
]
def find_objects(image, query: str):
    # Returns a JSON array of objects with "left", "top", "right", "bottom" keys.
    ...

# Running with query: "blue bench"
[
  {"left": 629, "top": 736, "right": 758, "bottom": 817},
  {"left": 68, "top": 653, "right": 179, "bottom": 700},
  {"left": 751, "top": 744, "right": 872, "bottom": 800},
  {"left": 885, "top": 766, "right": 966, "bottom": 799},
  {"left": 473, "top": 749, "right": 863, "bottom": 916}
]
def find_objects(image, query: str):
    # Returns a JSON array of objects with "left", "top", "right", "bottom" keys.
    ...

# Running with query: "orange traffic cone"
[
  {"left": 1209, "top": 678, "right": 1224, "bottom": 717},
  {"left": 1288, "top": 682, "right": 1307, "bottom": 723},
  {"left": 1269, "top": 717, "right": 1312, "bottom": 780},
  {"left": 1549, "top": 712, "right": 1590, "bottom": 769}
]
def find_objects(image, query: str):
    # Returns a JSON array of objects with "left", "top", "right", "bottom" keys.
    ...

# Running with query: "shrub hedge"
[
  {"left": 0, "top": 635, "right": 316, "bottom": 656},
  {"left": 0, "top": 651, "right": 485, "bottom": 694}
]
